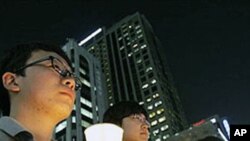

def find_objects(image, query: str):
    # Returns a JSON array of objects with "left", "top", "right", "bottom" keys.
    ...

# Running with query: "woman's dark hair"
[
  {"left": 0, "top": 41, "right": 72, "bottom": 116},
  {"left": 103, "top": 101, "right": 148, "bottom": 127}
]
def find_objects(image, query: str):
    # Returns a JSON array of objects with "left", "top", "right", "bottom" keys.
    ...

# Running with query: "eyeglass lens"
[
  {"left": 131, "top": 114, "right": 150, "bottom": 127},
  {"left": 51, "top": 58, "right": 81, "bottom": 91}
]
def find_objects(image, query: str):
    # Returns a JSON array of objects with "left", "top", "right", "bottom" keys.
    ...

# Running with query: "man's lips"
[{"left": 59, "top": 90, "right": 74, "bottom": 101}]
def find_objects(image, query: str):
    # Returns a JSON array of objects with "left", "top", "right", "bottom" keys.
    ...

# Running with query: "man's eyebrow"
[{"left": 59, "top": 59, "right": 72, "bottom": 71}]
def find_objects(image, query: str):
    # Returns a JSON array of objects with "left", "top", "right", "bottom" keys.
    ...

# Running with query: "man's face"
[
  {"left": 121, "top": 114, "right": 150, "bottom": 141},
  {"left": 16, "top": 50, "right": 76, "bottom": 120}
]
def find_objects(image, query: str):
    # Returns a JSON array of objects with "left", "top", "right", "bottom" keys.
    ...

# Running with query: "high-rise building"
[
  {"left": 79, "top": 12, "right": 188, "bottom": 140},
  {"left": 55, "top": 39, "right": 107, "bottom": 141}
]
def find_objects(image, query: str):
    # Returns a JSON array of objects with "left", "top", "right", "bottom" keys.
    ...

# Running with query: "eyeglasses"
[
  {"left": 129, "top": 114, "right": 151, "bottom": 127},
  {"left": 14, "top": 56, "right": 82, "bottom": 91}
]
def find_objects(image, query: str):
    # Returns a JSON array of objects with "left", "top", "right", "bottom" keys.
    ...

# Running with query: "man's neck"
[{"left": 10, "top": 112, "right": 57, "bottom": 141}]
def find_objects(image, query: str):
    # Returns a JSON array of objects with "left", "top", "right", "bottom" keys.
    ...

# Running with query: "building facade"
[
  {"left": 54, "top": 39, "right": 107, "bottom": 141},
  {"left": 79, "top": 12, "right": 188, "bottom": 140}
]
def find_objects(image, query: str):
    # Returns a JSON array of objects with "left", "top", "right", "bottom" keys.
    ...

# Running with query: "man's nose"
[{"left": 62, "top": 78, "right": 75, "bottom": 90}]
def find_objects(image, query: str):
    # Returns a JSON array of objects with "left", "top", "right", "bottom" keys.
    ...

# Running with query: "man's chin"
[
  {"left": 54, "top": 105, "right": 73, "bottom": 119},
  {"left": 140, "top": 134, "right": 149, "bottom": 141}
]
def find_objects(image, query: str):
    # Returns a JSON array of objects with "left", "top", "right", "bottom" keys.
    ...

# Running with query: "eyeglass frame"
[
  {"left": 127, "top": 114, "right": 151, "bottom": 128},
  {"left": 13, "top": 55, "right": 82, "bottom": 91}
]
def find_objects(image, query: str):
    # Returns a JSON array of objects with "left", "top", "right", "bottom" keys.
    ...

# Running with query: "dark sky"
[{"left": 1, "top": 0, "right": 250, "bottom": 125}]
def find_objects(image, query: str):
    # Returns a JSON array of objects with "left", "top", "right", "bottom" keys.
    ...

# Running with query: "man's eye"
[{"left": 54, "top": 64, "right": 62, "bottom": 70}]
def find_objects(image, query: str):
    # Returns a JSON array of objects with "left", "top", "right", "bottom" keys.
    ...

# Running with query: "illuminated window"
[
  {"left": 151, "top": 79, "right": 157, "bottom": 84},
  {"left": 141, "top": 44, "right": 147, "bottom": 49},
  {"left": 121, "top": 24, "right": 127, "bottom": 29},
  {"left": 155, "top": 138, "right": 161, "bottom": 141},
  {"left": 120, "top": 46, "right": 125, "bottom": 50},
  {"left": 55, "top": 121, "right": 67, "bottom": 133},
  {"left": 136, "top": 29, "right": 142, "bottom": 34},
  {"left": 126, "top": 37, "right": 130, "bottom": 41},
  {"left": 146, "top": 67, "right": 153, "bottom": 72},
  {"left": 153, "top": 93, "right": 160, "bottom": 98},
  {"left": 147, "top": 105, "right": 153, "bottom": 110},
  {"left": 146, "top": 98, "right": 152, "bottom": 102},
  {"left": 118, "top": 37, "right": 122, "bottom": 40},
  {"left": 149, "top": 112, "right": 156, "bottom": 118},
  {"left": 139, "top": 101, "right": 144, "bottom": 105},
  {"left": 135, "top": 25, "right": 141, "bottom": 29},
  {"left": 142, "top": 83, "right": 149, "bottom": 89},
  {"left": 81, "top": 120, "right": 91, "bottom": 127},
  {"left": 79, "top": 77, "right": 91, "bottom": 87},
  {"left": 136, "top": 59, "right": 142, "bottom": 64},
  {"left": 138, "top": 34, "right": 143, "bottom": 39},
  {"left": 155, "top": 101, "right": 162, "bottom": 107},
  {"left": 163, "top": 134, "right": 170, "bottom": 140},
  {"left": 133, "top": 44, "right": 138, "bottom": 48},
  {"left": 80, "top": 97, "right": 92, "bottom": 107},
  {"left": 123, "top": 33, "right": 129, "bottom": 37},
  {"left": 153, "top": 129, "right": 159, "bottom": 135},
  {"left": 159, "top": 116, "right": 166, "bottom": 123},
  {"left": 72, "top": 116, "right": 76, "bottom": 123},
  {"left": 134, "top": 48, "right": 139, "bottom": 53},
  {"left": 128, "top": 52, "right": 133, "bottom": 57},
  {"left": 210, "top": 118, "right": 217, "bottom": 123},
  {"left": 79, "top": 68, "right": 87, "bottom": 75},
  {"left": 81, "top": 108, "right": 93, "bottom": 119},
  {"left": 161, "top": 124, "right": 169, "bottom": 131},
  {"left": 157, "top": 108, "right": 164, "bottom": 115},
  {"left": 151, "top": 120, "right": 158, "bottom": 126}
]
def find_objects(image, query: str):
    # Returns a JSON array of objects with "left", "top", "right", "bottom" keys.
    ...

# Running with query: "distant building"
[
  {"left": 167, "top": 122, "right": 224, "bottom": 141},
  {"left": 167, "top": 115, "right": 230, "bottom": 141},
  {"left": 54, "top": 39, "right": 107, "bottom": 141},
  {"left": 79, "top": 12, "right": 188, "bottom": 140}
]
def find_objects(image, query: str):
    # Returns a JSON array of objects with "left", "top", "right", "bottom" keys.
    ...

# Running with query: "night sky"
[{"left": 1, "top": 0, "right": 250, "bottom": 125}]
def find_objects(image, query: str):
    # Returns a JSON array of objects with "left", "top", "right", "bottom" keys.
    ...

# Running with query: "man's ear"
[{"left": 2, "top": 72, "right": 20, "bottom": 93}]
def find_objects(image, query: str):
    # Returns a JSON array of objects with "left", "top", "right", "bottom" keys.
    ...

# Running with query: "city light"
[{"left": 78, "top": 28, "right": 102, "bottom": 46}]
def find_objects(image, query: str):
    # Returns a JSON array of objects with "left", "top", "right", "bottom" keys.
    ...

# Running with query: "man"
[
  {"left": 103, "top": 101, "right": 150, "bottom": 141},
  {"left": 0, "top": 42, "right": 81, "bottom": 141}
]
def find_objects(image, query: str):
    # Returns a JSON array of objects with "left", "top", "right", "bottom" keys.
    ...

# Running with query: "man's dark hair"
[
  {"left": 0, "top": 41, "right": 72, "bottom": 116},
  {"left": 103, "top": 101, "right": 148, "bottom": 127}
]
